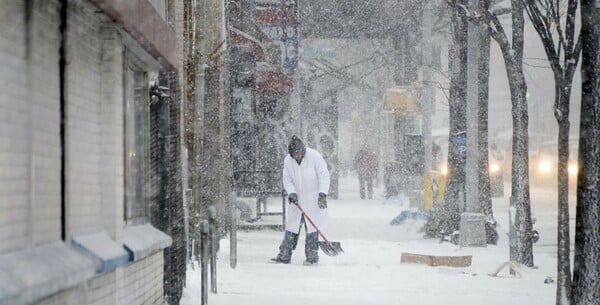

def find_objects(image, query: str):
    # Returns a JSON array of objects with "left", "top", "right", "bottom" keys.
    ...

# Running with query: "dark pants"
[
  {"left": 277, "top": 218, "right": 319, "bottom": 262},
  {"left": 358, "top": 175, "right": 374, "bottom": 199}
]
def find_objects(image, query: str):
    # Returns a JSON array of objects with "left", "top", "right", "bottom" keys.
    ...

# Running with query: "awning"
[
  {"left": 90, "top": 0, "right": 178, "bottom": 70},
  {"left": 255, "top": 71, "right": 293, "bottom": 95},
  {"left": 255, "top": 8, "right": 296, "bottom": 26}
]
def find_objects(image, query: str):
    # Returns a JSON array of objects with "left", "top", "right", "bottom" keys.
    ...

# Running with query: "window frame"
[{"left": 123, "top": 49, "right": 150, "bottom": 226}]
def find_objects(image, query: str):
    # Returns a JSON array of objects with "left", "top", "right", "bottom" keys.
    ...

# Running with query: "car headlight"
[
  {"left": 489, "top": 162, "right": 501, "bottom": 174},
  {"left": 440, "top": 164, "right": 448, "bottom": 176},
  {"left": 538, "top": 159, "right": 552, "bottom": 174},
  {"left": 568, "top": 162, "right": 578, "bottom": 175}
]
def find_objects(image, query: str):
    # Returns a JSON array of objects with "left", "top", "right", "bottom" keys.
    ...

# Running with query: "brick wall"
[
  {"left": 36, "top": 284, "right": 87, "bottom": 305},
  {"left": 1, "top": 1, "right": 172, "bottom": 304},
  {"left": 120, "top": 252, "right": 165, "bottom": 305},
  {"left": 0, "top": 1, "right": 29, "bottom": 253},
  {"left": 0, "top": 0, "right": 64, "bottom": 252},
  {"left": 30, "top": 0, "right": 62, "bottom": 246},
  {"left": 87, "top": 272, "right": 117, "bottom": 305},
  {"left": 66, "top": 0, "right": 105, "bottom": 237},
  {"left": 38, "top": 253, "right": 166, "bottom": 305}
]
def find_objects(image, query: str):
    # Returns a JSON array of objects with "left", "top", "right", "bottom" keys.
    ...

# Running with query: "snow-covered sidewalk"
[{"left": 181, "top": 176, "right": 560, "bottom": 305}]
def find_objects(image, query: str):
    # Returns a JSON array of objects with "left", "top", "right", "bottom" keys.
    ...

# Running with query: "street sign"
[
  {"left": 450, "top": 132, "right": 467, "bottom": 160},
  {"left": 256, "top": 7, "right": 298, "bottom": 70},
  {"left": 302, "top": 47, "right": 337, "bottom": 59},
  {"left": 383, "top": 87, "right": 420, "bottom": 116}
]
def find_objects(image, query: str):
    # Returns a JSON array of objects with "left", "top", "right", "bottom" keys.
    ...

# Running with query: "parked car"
[
  {"left": 436, "top": 142, "right": 505, "bottom": 198},
  {"left": 489, "top": 143, "right": 505, "bottom": 197},
  {"left": 529, "top": 141, "right": 578, "bottom": 190}
]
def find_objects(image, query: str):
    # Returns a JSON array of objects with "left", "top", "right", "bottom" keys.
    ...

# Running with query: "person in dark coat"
[
  {"left": 270, "top": 136, "right": 330, "bottom": 265},
  {"left": 354, "top": 146, "right": 378, "bottom": 199}
]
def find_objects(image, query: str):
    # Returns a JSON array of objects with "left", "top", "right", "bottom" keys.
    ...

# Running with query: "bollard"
[
  {"left": 208, "top": 206, "right": 218, "bottom": 294},
  {"left": 200, "top": 220, "right": 209, "bottom": 305},
  {"left": 229, "top": 195, "right": 238, "bottom": 269}
]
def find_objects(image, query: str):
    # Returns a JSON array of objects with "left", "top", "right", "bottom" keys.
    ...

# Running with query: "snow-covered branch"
[
  {"left": 523, "top": 0, "right": 562, "bottom": 74},
  {"left": 447, "top": 0, "right": 513, "bottom": 59}
]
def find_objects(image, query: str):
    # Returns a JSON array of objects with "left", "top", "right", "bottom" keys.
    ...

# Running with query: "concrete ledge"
[
  {"left": 72, "top": 232, "right": 129, "bottom": 274},
  {"left": 123, "top": 224, "right": 172, "bottom": 261},
  {"left": 0, "top": 242, "right": 96, "bottom": 305},
  {"left": 89, "top": 0, "right": 178, "bottom": 69},
  {"left": 401, "top": 252, "right": 472, "bottom": 267}
]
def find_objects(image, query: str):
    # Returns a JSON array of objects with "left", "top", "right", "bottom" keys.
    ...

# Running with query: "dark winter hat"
[{"left": 288, "top": 135, "right": 306, "bottom": 156}]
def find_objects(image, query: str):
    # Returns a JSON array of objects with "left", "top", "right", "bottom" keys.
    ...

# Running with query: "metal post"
[
  {"left": 200, "top": 220, "right": 209, "bottom": 305},
  {"left": 229, "top": 196, "right": 237, "bottom": 269},
  {"left": 184, "top": 189, "right": 192, "bottom": 267},
  {"left": 208, "top": 206, "right": 217, "bottom": 294},
  {"left": 509, "top": 196, "right": 517, "bottom": 275}
]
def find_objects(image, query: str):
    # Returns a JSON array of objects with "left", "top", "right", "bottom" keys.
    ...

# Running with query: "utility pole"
[
  {"left": 392, "top": 2, "right": 420, "bottom": 196},
  {"left": 200, "top": 0, "right": 229, "bottom": 229},
  {"left": 421, "top": 1, "right": 434, "bottom": 175},
  {"left": 460, "top": 0, "right": 487, "bottom": 247}
]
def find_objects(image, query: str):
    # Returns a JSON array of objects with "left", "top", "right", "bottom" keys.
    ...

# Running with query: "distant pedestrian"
[
  {"left": 354, "top": 146, "right": 378, "bottom": 199},
  {"left": 270, "top": 135, "right": 330, "bottom": 265}
]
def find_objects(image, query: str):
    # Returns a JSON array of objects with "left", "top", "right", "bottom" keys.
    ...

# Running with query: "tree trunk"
[
  {"left": 556, "top": 83, "right": 572, "bottom": 305},
  {"left": 504, "top": 0, "right": 534, "bottom": 267},
  {"left": 444, "top": 0, "right": 468, "bottom": 215},
  {"left": 489, "top": 0, "right": 534, "bottom": 267},
  {"left": 572, "top": 1, "right": 600, "bottom": 303},
  {"left": 506, "top": 65, "right": 534, "bottom": 267},
  {"left": 522, "top": 0, "right": 580, "bottom": 302}
]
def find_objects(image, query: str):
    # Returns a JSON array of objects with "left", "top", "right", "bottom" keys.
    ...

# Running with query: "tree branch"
[
  {"left": 485, "top": 10, "right": 514, "bottom": 60},
  {"left": 565, "top": 32, "right": 582, "bottom": 83},
  {"left": 512, "top": 0, "right": 525, "bottom": 68},
  {"left": 447, "top": 0, "right": 515, "bottom": 64},
  {"left": 552, "top": 0, "right": 566, "bottom": 57},
  {"left": 523, "top": 0, "right": 561, "bottom": 75},
  {"left": 565, "top": 0, "right": 578, "bottom": 58}
]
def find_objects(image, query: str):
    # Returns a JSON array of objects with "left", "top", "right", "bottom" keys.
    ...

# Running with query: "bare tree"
[
  {"left": 572, "top": 1, "right": 600, "bottom": 304},
  {"left": 427, "top": 0, "right": 468, "bottom": 240},
  {"left": 522, "top": 1, "right": 581, "bottom": 303}
]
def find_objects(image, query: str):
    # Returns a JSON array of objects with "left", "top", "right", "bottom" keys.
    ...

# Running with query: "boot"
[
  {"left": 270, "top": 231, "right": 299, "bottom": 263},
  {"left": 269, "top": 256, "right": 290, "bottom": 264},
  {"left": 304, "top": 232, "right": 319, "bottom": 265}
]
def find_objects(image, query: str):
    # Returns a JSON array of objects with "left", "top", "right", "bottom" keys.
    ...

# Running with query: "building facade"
[{"left": 0, "top": 0, "right": 184, "bottom": 304}]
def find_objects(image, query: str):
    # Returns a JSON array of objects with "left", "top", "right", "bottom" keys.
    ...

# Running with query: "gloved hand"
[
  {"left": 318, "top": 192, "right": 327, "bottom": 209},
  {"left": 288, "top": 193, "right": 298, "bottom": 205}
]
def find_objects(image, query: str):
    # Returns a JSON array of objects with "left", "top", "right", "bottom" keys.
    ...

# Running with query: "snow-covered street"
[
  {"left": 4, "top": 1, "right": 600, "bottom": 304},
  {"left": 181, "top": 177, "right": 569, "bottom": 305}
]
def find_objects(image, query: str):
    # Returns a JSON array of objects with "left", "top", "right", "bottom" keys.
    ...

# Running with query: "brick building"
[{"left": 0, "top": 0, "right": 185, "bottom": 304}]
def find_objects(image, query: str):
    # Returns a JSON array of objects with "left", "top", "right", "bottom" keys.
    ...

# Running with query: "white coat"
[{"left": 282, "top": 147, "right": 330, "bottom": 234}]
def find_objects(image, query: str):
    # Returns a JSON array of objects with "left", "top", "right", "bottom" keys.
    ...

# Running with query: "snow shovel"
[{"left": 295, "top": 203, "right": 344, "bottom": 256}]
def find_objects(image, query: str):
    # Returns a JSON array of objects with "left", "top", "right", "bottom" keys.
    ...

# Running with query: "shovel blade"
[{"left": 319, "top": 241, "right": 344, "bottom": 256}]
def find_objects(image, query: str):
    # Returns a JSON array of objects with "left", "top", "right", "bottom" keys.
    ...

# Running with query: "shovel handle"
[{"left": 294, "top": 204, "right": 330, "bottom": 243}]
